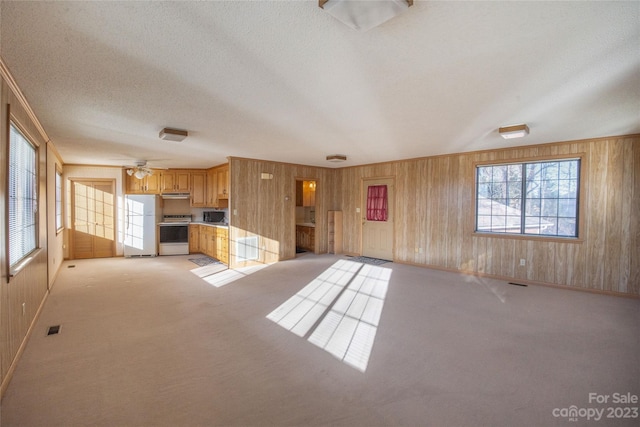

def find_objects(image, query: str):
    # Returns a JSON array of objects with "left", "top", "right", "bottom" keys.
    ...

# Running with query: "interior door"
[
  {"left": 362, "top": 178, "right": 394, "bottom": 260},
  {"left": 71, "top": 180, "right": 116, "bottom": 259}
]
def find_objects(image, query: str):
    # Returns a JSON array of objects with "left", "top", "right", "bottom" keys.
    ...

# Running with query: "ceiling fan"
[{"left": 125, "top": 161, "right": 154, "bottom": 179}]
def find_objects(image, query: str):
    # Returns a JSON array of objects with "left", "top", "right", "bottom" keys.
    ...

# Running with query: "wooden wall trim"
[{"left": 0, "top": 57, "right": 51, "bottom": 145}]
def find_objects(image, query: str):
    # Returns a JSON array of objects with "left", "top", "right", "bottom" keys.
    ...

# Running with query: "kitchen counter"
[
  {"left": 192, "top": 222, "right": 229, "bottom": 228},
  {"left": 296, "top": 222, "right": 315, "bottom": 227}
]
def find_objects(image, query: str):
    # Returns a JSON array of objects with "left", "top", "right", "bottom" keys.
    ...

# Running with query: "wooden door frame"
[
  {"left": 360, "top": 176, "right": 395, "bottom": 260},
  {"left": 69, "top": 178, "right": 116, "bottom": 259}
]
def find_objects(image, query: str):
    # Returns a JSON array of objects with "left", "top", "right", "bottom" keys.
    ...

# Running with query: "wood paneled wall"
[
  {"left": 229, "top": 158, "right": 339, "bottom": 267},
  {"left": 230, "top": 138, "right": 638, "bottom": 296},
  {"left": 338, "top": 136, "right": 640, "bottom": 296},
  {"left": 1, "top": 72, "right": 50, "bottom": 397}
]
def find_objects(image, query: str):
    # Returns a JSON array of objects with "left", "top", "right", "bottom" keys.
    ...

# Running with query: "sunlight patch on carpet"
[{"left": 267, "top": 259, "right": 392, "bottom": 372}]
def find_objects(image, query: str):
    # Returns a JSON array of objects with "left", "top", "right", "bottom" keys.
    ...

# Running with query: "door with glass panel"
[{"left": 71, "top": 180, "right": 116, "bottom": 259}]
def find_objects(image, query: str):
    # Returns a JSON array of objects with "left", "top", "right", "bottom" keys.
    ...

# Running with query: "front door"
[
  {"left": 362, "top": 178, "right": 394, "bottom": 260},
  {"left": 71, "top": 180, "right": 116, "bottom": 259}
]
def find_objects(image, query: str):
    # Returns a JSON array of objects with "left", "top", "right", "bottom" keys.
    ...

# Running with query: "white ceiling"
[{"left": 1, "top": 1, "right": 639, "bottom": 169}]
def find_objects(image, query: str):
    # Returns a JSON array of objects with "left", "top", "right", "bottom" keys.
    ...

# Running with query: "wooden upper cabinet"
[
  {"left": 161, "top": 170, "right": 190, "bottom": 192},
  {"left": 206, "top": 168, "right": 217, "bottom": 207},
  {"left": 190, "top": 172, "right": 207, "bottom": 207},
  {"left": 216, "top": 165, "right": 229, "bottom": 200},
  {"left": 125, "top": 170, "right": 161, "bottom": 194}
]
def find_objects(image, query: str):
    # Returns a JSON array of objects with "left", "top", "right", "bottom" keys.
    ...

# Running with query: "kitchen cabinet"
[
  {"left": 161, "top": 170, "right": 190, "bottom": 192},
  {"left": 190, "top": 172, "right": 207, "bottom": 207},
  {"left": 206, "top": 168, "right": 217, "bottom": 207},
  {"left": 216, "top": 227, "right": 229, "bottom": 264},
  {"left": 296, "top": 180, "right": 316, "bottom": 206},
  {"left": 327, "top": 211, "right": 343, "bottom": 254},
  {"left": 296, "top": 225, "right": 315, "bottom": 252},
  {"left": 189, "top": 224, "right": 200, "bottom": 254},
  {"left": 192, "top": 224, "right": 229, "bottom": 265},
  {"left": 125, "top": 171, "right": 160, "bottom": 194},
  {"left": 216, "top": 165, "right": 229, "bottom": 204}
]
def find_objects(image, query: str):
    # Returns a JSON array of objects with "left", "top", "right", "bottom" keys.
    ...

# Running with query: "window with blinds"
[{"left": 9, "top": 123, "right": 38, "bottom": 267}]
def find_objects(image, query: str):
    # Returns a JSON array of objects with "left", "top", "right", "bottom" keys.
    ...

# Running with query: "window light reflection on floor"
[{"left": 267, "top": 259, "right": 392, "bottom": 372}]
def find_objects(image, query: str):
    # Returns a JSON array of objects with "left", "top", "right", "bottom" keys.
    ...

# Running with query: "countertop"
[
  {"left": 191, "top": 222, "right": 229, "bottom": 228},
  {"left": 296, "top": 223, "right": 316, "bottom": 228}
]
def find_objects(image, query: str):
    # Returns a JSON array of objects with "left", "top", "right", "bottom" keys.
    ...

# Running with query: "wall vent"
[{"left": 236, "top": 236, "right": 259, "bottom": 262}]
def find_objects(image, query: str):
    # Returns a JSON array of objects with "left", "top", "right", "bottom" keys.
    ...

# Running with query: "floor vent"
[
  {"left": 68, "top": 265, "right": 76, "bottom": 268},
  {"left": 47, "top": 325, "right": 61, "bottom": 336},
  {"left": 508, "top": 282, "right": 528, "bottom": 287}
]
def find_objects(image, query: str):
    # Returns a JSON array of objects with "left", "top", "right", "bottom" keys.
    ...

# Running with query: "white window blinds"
[{"left": 9, "top": 123, "right": 38, "bottom": 266}]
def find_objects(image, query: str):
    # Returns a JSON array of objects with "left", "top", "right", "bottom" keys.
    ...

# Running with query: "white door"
[{"left": 362, "top": 178, "right": 394, "bottom": 260}]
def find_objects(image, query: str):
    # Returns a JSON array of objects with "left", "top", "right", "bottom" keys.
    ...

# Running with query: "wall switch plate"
[{"left": 520, "top": 259, "right": 526, "bottom": 266}]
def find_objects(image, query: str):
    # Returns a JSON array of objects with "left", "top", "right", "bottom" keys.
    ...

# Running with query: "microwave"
[{"left": 203, "top": 211, "right": 225, "bottom": 223}]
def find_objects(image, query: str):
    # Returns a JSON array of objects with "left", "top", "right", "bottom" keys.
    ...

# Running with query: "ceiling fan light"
[
  {"left": 126, "top": 169, "right": 134, "bottom": 176},
  {"left": 320, "top": 0, "right": 413, "bottom": 32},
  {"left": 499, "top": 124, "right": 530, "bottom": 139},
  {"left": 134, "top": 169, "right": 147, "bottom": 179}
]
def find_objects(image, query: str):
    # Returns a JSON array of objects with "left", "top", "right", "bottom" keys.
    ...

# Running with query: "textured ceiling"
[{"left": 1, "top": 1, "right": 639, "bottom": 169}]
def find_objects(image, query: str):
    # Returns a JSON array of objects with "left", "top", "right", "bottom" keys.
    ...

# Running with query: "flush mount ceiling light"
[
  {"left": 326, "top": 154, "right": 347, "bottom": 163},
  {"left": 499, "top": 124, "right": 530, "bottom": 139},
  {"left": 159, "top": 127, "right": 188, "bottom": 142},
  {"left": 126, "top": 162, "right": 154, "bottom": 179},
  {"left": 319, "top": 0, "right": 413, "bottom": 32}
]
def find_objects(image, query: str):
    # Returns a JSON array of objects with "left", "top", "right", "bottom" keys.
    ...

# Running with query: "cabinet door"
[
  {"left": 191, "top": 172, "right": 207, "bottom": 207},
  {"left": 189, "top": 225, "right": 200, "bottom": 253},
  {"left": 175, "top": 171, "right": 191, "bottom": 192},
  {"left": 160, "top": 171, "right": 175, "bottom": 192},
  {"left": 145, "top": 173, "right": 161, "bottom": 193},
  {"left": 206, "top": 168, "right": 217, "bottom": 207},
  {"left": 217, "top": 166, "right": 229, "bottom": 199},
  {"left": 125, "top": 174, "right": 143, "bottom": 194}
]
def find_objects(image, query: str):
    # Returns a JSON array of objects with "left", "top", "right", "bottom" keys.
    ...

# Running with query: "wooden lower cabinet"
[
  {"left": 191, "top": 224, "right": 229, "bottom": 264},
  {"left": 296, "top": 225, "right": 315, "bottom": 252}
]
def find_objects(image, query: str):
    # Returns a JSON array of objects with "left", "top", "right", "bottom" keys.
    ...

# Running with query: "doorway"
[
  {"left": 70, "top": 179, "right": 116, "bottom": 259},
  {"left": 295, "top": 178, "right": 317, "bottom": 255},
  {"left": 361, "top": 178, "right": 394, "bottom": 260}
]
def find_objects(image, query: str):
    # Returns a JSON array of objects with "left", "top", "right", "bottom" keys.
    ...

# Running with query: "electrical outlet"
[{"left": 520, "top": 259, "right": 526, "bottom": 266}]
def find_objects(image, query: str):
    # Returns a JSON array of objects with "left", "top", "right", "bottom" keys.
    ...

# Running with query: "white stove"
[{"left": 158, "top": 214, "right": 192, "bottom": 255}]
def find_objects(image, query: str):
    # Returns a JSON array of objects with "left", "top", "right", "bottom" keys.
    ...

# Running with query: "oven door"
[{"left": 158, "top": 223, "right": 189, "bottom": 255}]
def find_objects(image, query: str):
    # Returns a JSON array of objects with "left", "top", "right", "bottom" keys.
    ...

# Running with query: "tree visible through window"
[
  {"left": 476, "top": 159, "right": 580, "bottom": 237},
  {"left": 9, "top": 123, "right": 38, "bottom": 267}
]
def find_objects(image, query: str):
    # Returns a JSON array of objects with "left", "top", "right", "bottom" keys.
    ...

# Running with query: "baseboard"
[
  {"left": 0, "top": 289, "right": 50, "bottom": 400},
  {"left": 393, "top": 259, "right": 640, "bottom": 299}
]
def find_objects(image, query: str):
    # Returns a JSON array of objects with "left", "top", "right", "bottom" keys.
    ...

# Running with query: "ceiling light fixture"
[
  {"left": 326, "top": 154, "right": 347, "bottom": 163},
  {"left": 159, "top": 127, "right": 188, "bottom": 142},
  {"left": 126, "top": 162, "right": 153, "bottom": 179},
  {"left": 499, "top": 124, "right": 530, "bottom": 139},
  {"left": 319, "top": 0, "right": 413, "bottom": 32}
]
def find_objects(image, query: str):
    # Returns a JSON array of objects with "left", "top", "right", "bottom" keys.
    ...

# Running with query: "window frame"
[
  {"left": 55, "top": 166, "right": 64, "bottom": 233},
  {"left": 472, "top": 153, "right": 586, "bottom": 243},
  {"left": 7, "top": 117, "right": 41, "bottom": 277}
]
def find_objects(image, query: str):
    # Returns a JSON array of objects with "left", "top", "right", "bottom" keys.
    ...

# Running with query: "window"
[
  {"left": 56, "top": 168, "right": 63, "bottom": 231},
  {"left": 476, "top": 158, "right": 580, "bottom": 237},
  {"left": 9, "top": 123, "right": 38, "bottom": 267}
]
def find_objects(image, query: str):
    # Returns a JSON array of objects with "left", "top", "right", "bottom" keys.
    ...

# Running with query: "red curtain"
[{"left": 366, "top": 185, "right": 388, "bottom": 221}]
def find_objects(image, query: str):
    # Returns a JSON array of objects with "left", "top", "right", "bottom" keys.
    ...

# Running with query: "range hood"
[{"left": 161, "top": 192, "right": 190, "bottom": 200}]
